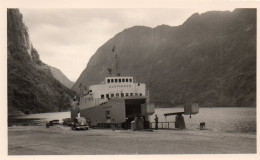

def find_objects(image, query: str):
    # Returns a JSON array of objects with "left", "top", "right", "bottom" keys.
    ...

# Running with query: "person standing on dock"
[
  {"left": 155, "top": 114, "right": 159, "bottom": 130},
  {"left": 71, "top": 96, "right": 80, "bottom": 122},
  {"left": 175, "top": 114, "right": 186, "bottom": 129}
]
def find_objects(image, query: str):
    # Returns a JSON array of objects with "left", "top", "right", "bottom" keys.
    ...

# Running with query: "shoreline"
[{"left": 8, "top": 106, "right": 256, "bottom": 116}]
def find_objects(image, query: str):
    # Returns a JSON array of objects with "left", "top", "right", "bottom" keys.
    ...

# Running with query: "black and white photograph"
[{"left": 1, "top": 0, "right": 258, "bottom": 159}]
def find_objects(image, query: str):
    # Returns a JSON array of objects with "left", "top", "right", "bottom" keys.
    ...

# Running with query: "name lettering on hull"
[{"left": 109, "top": 85, "right": 131, "bottom": 88}]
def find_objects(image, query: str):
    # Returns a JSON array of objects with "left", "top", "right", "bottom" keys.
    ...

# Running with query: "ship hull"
[{"left": 78, "top": 96, "right": 155, "bottom": 127}]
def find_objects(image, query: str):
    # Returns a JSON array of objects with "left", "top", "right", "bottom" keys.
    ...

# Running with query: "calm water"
[
  {"left": 149, "top": 107, "right": 256, "bottom": 133},
  {"left": 11, "top": 107, "right": 256, "bottom": 133}
]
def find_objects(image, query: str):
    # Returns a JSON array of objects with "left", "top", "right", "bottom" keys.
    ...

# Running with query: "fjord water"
[
  {"left": 150, "top": 107, "right": 256, "bottom": 133},
  {"left": 13, "top": 107, "right": 256, "bottom": 133}
]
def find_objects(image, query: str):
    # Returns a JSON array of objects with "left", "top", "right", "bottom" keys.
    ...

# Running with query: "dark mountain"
[
  {"left": 8, "top": 9, "right": 76, "bottom": 115},
  {"left": 72, "top": 9, "right": 256, "bottom": 107},
  {"left": 49, "top": 66, "right": 74, "bottom": 88}
]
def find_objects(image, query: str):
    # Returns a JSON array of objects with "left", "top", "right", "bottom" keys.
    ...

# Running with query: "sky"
[{"left": 20, "top": 8, "right": 235, "bottom": 82}]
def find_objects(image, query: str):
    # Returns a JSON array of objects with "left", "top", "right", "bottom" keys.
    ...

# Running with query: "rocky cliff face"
[
  {"left": 8, "top": 9, "right": 76, "bottom": 115},
  {"left": 49, "top": 66, "right": 74, "bottom": 88},
  {"left": 73, "top": 9, "right": 256, "bottom": 107}
]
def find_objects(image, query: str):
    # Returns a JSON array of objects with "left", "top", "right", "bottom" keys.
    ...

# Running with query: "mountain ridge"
[
  {"left": 8, "top": 9, "right": 76, "bottom": 115},
  {"left": 49, "top": 65, "right": 74, "bottom": 88},
  {"left": 72, "top": 9, "right": 256, "bottom": 107}
]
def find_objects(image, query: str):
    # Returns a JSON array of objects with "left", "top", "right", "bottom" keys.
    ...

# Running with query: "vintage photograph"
[{"left": 7, "top": 7, "right": 256, "bottom": 155}]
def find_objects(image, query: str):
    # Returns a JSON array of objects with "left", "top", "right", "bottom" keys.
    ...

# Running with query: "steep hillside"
[
  {"left": 49, "top": 66, "right": 74, "bottom": 88},
  {"left": 8, "top": 9, "right": 76, "bottom": 115},
  {"left": 72, "top": 9, "right": 256, "bottom": 107}
]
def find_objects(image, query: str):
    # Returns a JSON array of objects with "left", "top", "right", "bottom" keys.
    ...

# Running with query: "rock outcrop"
[{"left": 8, "top": 9, "right": 76, "bottom": 114}]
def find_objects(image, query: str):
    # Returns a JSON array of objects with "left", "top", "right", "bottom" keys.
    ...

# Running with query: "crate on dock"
[{"left": 184, "top": 103, "right": 199, "bottom": 115}]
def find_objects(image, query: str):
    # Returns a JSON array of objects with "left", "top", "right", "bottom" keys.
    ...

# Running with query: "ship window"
[
  {"left": 111, "top": 79, "right": 114, "bottom": 83},
  {"left": 115, "top": 79, "right": 118, "bottom": 83},
  {"left": 111, "top": 93, "right": 114, "bottom": 97},
  {"left": 130, "top": 79, "right": 132, "bottom": 82},
  {"left": 139, "top": 93, "right": 142, "bottom": 96},
  {"left": 116, "top": 93, "right": 119, "bottom": 97},
  {"left": 130, "top": 93, "right": 133, "bottom": 96},
  {"left": 101, "top": 94, "right": 104, "bottom": 99},
  {"left": 106, "top": 94, "right": 109, "bottom": 99},
  {"left": 119, "top": 79, "right": 121, "bottom": 83},
  {"left": 126, "top": 79, "right": 128, "bottom": 82},
  {"left": 126, "top": 93, "right": 129, "bottom": 96},
  {"left": 135, "top": 93, "right": 138, "bottom": 96},
  {"left": 122, "top": 78, "right": 125, "bottom": 82},
  {"left": 121, "top": 93, "right": 124, "bottom": 97},
  {"left": 107, "top": 79, "right": 110, "bottom": 83}
]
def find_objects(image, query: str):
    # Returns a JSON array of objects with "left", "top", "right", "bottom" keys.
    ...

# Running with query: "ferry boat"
[{"left": 72, "top": 49, "right": 155, "bottom": 129}]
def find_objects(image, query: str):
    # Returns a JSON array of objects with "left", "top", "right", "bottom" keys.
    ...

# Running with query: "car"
[
  {"left": 71, "top": 123, "right": 89, "bottom": 130},
  {"left": 71, "top": 117, "right": 89, "bottom": 130}
]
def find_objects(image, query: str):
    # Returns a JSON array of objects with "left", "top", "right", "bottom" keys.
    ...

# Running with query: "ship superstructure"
[{"left": 80, "top": 76, "right": 146, "bottom": 109}]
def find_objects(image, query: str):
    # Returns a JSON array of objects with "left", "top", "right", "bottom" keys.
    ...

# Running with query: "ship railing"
[
  {"left": 96, "top": 123, "right": 122, "bottom": 129},
  {"left": 94, "top": 122, "right": 176, "bottom": 129},
  {"left": 149, "top": 122, "right": 176, "bottom": 129}
]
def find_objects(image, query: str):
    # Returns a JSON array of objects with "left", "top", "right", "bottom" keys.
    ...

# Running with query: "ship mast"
[
  {"left": 112, "top": 45, "right": 120, "bottom": 76},
  {"left": 115, "top": 54, "right": 120, "bottom": 76}
]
